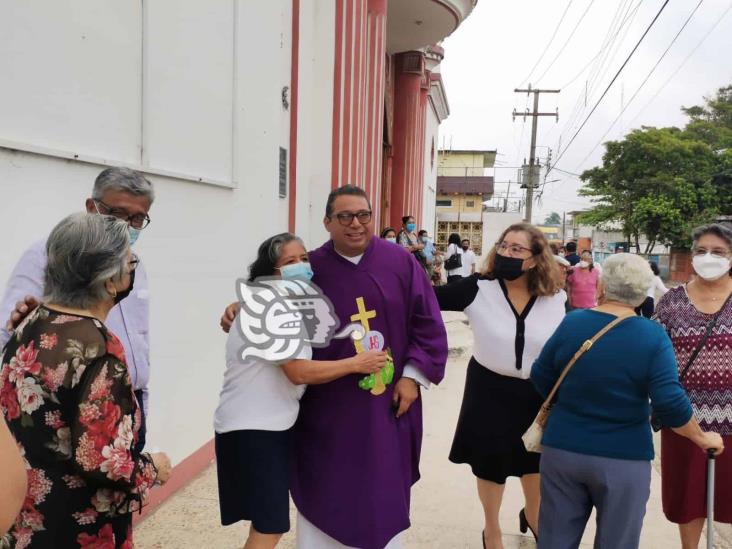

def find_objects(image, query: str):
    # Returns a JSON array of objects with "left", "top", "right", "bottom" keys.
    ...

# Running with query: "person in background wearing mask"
[
  {"left": 567, "top": 250, "right": 600, "bottom": 310},
  {"left": 461, "top": 239, "right": 477, "bottom": 277},
  {"left": 564, "top": 241, "right": 580, "bottom": 266},
  {"left": 653, "top": 223, "right": 732, "bottom": 549},
  {"left": 1, "top": 167, "right": 155, "bottom": 454},
  {"left": 636, "top": 261, "right": 669, "bottom": 318},
  {"left": 444, "top": 233, "right": 464, "bottom": 284},
  {"left": 434, "top": 223, "right": 566, "bottom": 548},
  {"left": 553, "top": 254, "right": 572, "bottom": 312},
  {"left": 214, "top": 232, "right": 386, "bottom": 549},
  {"left": 418, "top": 230, "right": 442, "bottom": 282},
  {"left": 381, "top": 227, "right": 398, "bottom": 244},
  {"left": 418, "top": 230, "right": 437, "bottom": 265},
  {"left": 398, "top": 215, "right": 429, "bottom": 275}
]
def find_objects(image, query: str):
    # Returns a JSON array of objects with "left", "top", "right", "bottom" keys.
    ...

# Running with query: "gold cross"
[{"left": 350, "top": 297, "right": 376, "bottom": 333}]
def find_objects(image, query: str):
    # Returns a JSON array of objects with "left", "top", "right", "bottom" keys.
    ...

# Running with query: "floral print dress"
[{"left": 0, "top": 306, "right": 157, "bottom": 548}]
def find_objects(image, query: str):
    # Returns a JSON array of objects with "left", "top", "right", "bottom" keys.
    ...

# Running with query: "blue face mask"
[
  {"left": 128, "top": 226, "right": 141, "bottom": 246},
  {"left": 406, "top": 223, "right": 416, "bottom": 232},
  {"left": 279, "top": 262, "right": 314, "bottom": 281}
]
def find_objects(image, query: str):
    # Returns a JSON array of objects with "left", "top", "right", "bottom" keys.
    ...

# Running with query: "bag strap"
[
  {"left": 679, "top": 289, "right": 732, "bottom": 381},
  {"left": 540, "top": 311, "right": 635, "bottom": 409}
]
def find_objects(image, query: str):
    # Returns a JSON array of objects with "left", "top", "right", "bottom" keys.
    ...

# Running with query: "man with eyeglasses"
[
  {"left": 290, "top": 185, "right": 447, "bottom": 549},
  {"left": 0, "top": 167, "right": 155, "bottom": 453},
  {"left": 218, "top": 185, "right": 448, "bottom": 548}
]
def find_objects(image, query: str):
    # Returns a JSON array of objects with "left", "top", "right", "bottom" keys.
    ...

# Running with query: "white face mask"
[
  {"left": 578, "top": 261, "right": 590, "bottom": 269},
  {"left": 692, "top": 253, "right": 731, "bottom": 281},
  {"left": 386, "top": 237, "right": 397, "bottom": 244}
]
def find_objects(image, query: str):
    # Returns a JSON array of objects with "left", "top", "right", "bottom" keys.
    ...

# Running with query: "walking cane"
[{"left": 707, "top": 449, "right": 716, "bottom": 549}]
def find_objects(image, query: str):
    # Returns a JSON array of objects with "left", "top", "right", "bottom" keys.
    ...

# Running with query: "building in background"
[
  {"left": 0, "top": 0, "right": 477, "bottom": 512},
  {"left": 435, "top": 149, "right": 495, "bottom": 255}
]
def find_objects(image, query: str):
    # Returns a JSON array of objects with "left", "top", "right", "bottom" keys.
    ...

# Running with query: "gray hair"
[
  {"left": 44, "top": 213, "right": 130, "bottom": 309},
  {"left": 600, "top": 253, "right": 654, "bottom": 307},
  {"left": 248, "top": 232, "right": 306, "bottom": 282},
  {"left": 92, "top": 167, "right": 155, "bottom": 204},
  {"left": 692, "top": 223, "right": 732, "bottom": 250}
]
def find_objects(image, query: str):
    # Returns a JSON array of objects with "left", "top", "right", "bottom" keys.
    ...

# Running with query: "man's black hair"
[{"left": 325, "top": 185, "right": 371, "bottom": 217}]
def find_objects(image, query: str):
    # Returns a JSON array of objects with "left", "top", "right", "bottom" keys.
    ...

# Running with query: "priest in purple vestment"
[{"left": 291, "top": 186, "right": 448, "bottom": 549}]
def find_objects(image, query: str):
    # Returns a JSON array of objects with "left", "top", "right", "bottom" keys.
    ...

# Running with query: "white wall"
[
  {"left": 422, "top": 107, "right": 440, "bottom": 235},
  {"left": 296, "top": 0, "right": 336, "bottom": 248},
  {"left": 0, "top": 1, "right": 296, "bottom": 465}
]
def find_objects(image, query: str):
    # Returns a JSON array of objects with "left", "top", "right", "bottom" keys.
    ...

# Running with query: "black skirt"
[
  {"left": 215, "top": 428, "right": 292, "bottom": 534},
  {"left": 449, "top": 358, "right": 543, "bottom": 484}
]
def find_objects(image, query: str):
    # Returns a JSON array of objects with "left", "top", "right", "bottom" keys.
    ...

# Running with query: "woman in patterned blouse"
[
  {"left": 0, "top": 213, "right": 171, "bottom": 548},
  {"left": 654, "top": 223, "right": 732, "bottom": 549}
]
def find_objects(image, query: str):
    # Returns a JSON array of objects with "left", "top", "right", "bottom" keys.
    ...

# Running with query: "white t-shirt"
[
  {"left": 461, "top": 249, "right": 477, "bottom": 277},
  {"left": 214, "top": 314, "right": 309, "bottom": 433},
  {"left": 647, "top": 275, "right": 669, "bottom": 299},
  {"left": 445, "top": 244, "right": 463, "bottom": 276}
]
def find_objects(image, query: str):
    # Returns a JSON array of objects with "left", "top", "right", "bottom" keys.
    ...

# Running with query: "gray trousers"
[{"left": 538, "top": 446, "right": 651, "bottom": 549}]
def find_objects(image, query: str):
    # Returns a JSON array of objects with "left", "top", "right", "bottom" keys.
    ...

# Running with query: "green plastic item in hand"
[{"left": 358, "top": 350, "right": 395, "bottom": 392}]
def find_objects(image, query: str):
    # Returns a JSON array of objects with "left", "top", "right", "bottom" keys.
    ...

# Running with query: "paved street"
[{"left": 135, "top": 313, "right": 732, "bottom": 548}]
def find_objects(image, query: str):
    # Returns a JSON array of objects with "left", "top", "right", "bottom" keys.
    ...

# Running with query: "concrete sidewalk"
[{"left": 135, "top": 313, "right": 731, "bottom": 548}]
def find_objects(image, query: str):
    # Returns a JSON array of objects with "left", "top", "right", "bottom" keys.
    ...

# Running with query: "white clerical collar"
[{"left": 335, "top": 248, "right": 363, "bottom": 265}]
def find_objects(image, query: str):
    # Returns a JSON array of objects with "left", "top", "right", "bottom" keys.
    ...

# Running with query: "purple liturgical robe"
[{"left": 291, "top": 237, "right": 448, "bottom": 549}]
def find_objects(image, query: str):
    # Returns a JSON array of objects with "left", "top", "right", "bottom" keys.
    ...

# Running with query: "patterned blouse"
[
  {"left": 0, "top": 306, "right": 157, "bottom": 548},
  {"left": 654, "top": 286, "right": 732, "bottom": 436}
]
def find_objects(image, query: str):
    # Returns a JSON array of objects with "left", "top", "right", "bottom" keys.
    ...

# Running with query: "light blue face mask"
[
  {"left": 406, "top": 223, "right": 416, "bottom": 232},
  {"left": 128, "top": 226, "right": 141, "bottom": 246},
  {"left": 279, "top": 262, "right": 314, "bottom": 281}
]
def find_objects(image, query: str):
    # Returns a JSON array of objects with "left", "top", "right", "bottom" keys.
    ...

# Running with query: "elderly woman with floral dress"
[
  {"left": 0, "top": 213, "right": 171, "bottom": 548},
  {"left": 654, "top": 223, "right": 732, "bottom": 549}
]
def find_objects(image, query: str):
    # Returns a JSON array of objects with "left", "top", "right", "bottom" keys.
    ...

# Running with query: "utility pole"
[{"left": 513, "top": 85, "right": 559, "bottom": 223}]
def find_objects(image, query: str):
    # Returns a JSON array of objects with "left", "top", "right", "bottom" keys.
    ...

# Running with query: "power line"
[
  {"left": 560, "top": 0, "right": 642, "bottom": 141},
  {"left": 534, "top": 0, "right": 598, "bottom": 85},
  {"left": 519, "top": 0, "right": 574, "bottom": 87},
  {"left": 574, "top": 0, "right": 706, "bottom": 171},
  {"left": 548, "top": 0, "right": 672, "bottom": 176},
  {"left": 548, "top": 0, "right": 642, "bottom": 149},
  {"left": 626, "top": 0, "right": 732, "bottom": 129}
]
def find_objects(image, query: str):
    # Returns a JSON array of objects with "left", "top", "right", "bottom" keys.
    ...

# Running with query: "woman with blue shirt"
[{"left": 531, "top": 253, "right": 723, "bottom": 549}]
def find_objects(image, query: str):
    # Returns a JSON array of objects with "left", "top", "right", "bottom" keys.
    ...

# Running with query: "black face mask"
[
  {"left": 462, "top": 246, "right": 469, "bottom": 251},
  {"left": 493, "top": 254, "right": 525, "bottom": 281},
  {"left": 113, "top": 269, "right": 136, "bottom": 305}
]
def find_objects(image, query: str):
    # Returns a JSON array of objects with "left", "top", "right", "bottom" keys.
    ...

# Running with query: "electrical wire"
[
  {"left": 548, "top": 0, "right": 672, "bottom": 176},
  {"left": 626, "top": 0, "right": 732, "bottom": 129},
  {"left": 518, "top": 0, "right": 575, "bottom": 87},
  {"left": 574, "top": 0, "right": 706, "bottom": 171},
  {"left": 544, "top": 0, "right": 641, "bottom": 150},
  {"left": 559, "top": 0, "right": 641, "bottom": 146},
  {"left": 534, "top": 0, "right": 598, "bottom": 85}
]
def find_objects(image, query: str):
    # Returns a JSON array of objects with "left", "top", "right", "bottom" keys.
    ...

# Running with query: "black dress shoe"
[{"left": 519, "top": 508, "right": 538, "bottom": 541}]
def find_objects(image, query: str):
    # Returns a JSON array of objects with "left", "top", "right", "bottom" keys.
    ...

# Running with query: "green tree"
[
  {"left": 579, "top": 86, "right": 732, "bottom": 250},
  {"left": 544, "top": 212, "right": 562, "bottom": 225}
]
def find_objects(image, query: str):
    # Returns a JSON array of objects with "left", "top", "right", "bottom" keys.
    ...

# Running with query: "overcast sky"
[{"left": 439, "top": 0, "right": 732, "bottom": 223}]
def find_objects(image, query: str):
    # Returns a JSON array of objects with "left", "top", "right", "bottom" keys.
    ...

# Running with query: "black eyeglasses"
[
  {"left": 95, "top": 200, "right": 151, "bottom": 230},
  {"left": 129, "top": 254, "right": 140, "bottom": 272},
  {"left": 330, "top": 210, "right": 372, "bottom": 226},
  {"left": 496, "top": 241, "right": 533, "bottom": 257}
]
